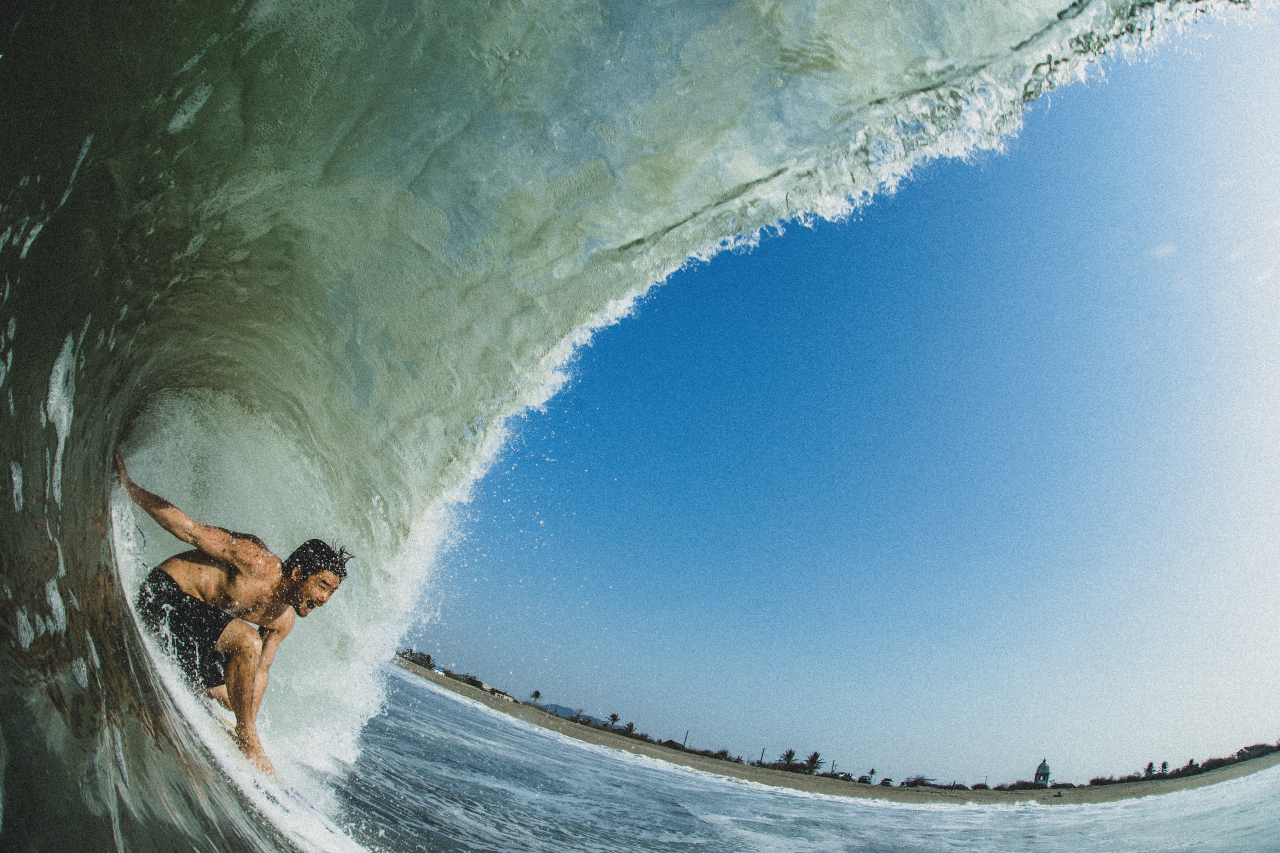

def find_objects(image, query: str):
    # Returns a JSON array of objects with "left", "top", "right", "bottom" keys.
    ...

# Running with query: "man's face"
[{"left": 293, "top": 569, "right": 342, "bottom": 617}]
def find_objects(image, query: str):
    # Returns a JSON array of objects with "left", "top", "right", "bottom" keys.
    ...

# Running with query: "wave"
[{"left": 0, "top": 0, "right": 1252, "bottom": 849}]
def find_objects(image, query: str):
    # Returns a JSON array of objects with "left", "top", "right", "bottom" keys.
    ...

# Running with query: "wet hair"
[{"left": 283, "top": 539, "right": 352, "bottom": 581}]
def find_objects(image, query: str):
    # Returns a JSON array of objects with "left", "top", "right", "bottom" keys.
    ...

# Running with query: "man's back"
[{"left": 158, "top": 532, "right": 294, "bottom": 631}]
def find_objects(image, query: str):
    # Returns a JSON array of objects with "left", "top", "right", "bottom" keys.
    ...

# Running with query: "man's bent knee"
[{"left": 216, "top": 620, "right": 263, "bottom": 659}]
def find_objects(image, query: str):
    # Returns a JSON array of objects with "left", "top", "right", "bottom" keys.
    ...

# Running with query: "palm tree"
[
  {"left": 608, "top": 713, "right": 620, "bottom": 730},
  {"left": 804, "top": 752, "right": 825, "bottom": 775},
  {"left": 778, "top": 749, "right": 797, "bottom": 771},
  {"left": 530, "top": 690, "right": 541, "bottom": 703},
  {"left": 623, "top": 722, "right": 635, "bottom": 736}
]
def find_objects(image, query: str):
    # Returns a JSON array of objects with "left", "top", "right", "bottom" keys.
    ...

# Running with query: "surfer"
[{"left": 115, "top": 451, "right": 350, "bottom": 775}]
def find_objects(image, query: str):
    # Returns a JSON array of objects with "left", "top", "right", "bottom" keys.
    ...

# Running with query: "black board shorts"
[{"left": 137, "top": 567, "right": 235, "bottom": 689}]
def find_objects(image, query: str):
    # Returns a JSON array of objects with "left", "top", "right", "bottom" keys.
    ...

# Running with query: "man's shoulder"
[
  {"left": 260, "top": 605, "right": 297, "bottom": 636},
  {"left": 214, "top": 527, "right": 273, "bottom": 553},
  {"left": 212, "top": 527, "right": 283, "bottom": 572}
]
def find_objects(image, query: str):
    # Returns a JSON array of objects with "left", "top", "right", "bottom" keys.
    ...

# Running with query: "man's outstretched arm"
[{"left": 115, "top": 451, "right": 280, "bottom": 578}]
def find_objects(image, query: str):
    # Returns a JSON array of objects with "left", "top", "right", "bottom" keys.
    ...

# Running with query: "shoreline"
[{"left": 394, "top": 659, "right": 1280, "bottom": 806}]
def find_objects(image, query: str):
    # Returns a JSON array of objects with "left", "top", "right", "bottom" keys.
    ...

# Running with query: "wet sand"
[{"left": 394, "top": 658, "right": 1280, "bottom": 806}]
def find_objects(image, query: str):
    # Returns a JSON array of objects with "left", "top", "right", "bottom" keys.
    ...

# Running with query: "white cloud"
[{"left": 1149, "top": 243, "right": 1177, "bottom": 258}]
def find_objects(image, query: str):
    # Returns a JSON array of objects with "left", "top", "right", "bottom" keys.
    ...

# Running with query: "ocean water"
[
  {"left": 339, "top": 666, "right": 1280, "bottom": 853},
  {"left": 0, "top": 0, "right": 1270, "bottom": 850}
]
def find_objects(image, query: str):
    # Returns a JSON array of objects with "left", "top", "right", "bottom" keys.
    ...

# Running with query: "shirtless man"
[{"left": 116, "top": 452, "right": 350, "bottom": 775}]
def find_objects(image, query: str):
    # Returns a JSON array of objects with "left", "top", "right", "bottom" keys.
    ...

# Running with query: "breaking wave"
[{"left": 0, "top": 0, "right": 1251, "bottom": 849}]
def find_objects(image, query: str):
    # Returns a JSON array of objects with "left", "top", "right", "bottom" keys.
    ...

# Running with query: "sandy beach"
[{"left": 394, "top": 658, "right": 1280, "bottom": 806}]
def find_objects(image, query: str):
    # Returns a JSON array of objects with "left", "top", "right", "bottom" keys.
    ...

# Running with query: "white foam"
[
  {"left": 70, "top": 658, "right": 88, "bottom": 689},
  {"left": 13, "top": 609, "right": 33, "bottom": 650},
  {"left": 45, "top": 335, "right": 74, "bottom": 507},
  {"left": 167, "top": 83, "right": 213, "bottom": 134},
  {"left": 43, "top": 580, "right": 65, "bottom": 634}
]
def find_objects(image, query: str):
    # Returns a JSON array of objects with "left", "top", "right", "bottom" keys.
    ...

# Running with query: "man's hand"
[{"left": 115, "top": 451, "right": 136, "bottom": 494}]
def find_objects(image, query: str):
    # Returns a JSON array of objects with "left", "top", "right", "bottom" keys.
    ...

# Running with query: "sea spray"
[{"left": 0, "top": 0, "right": 1255, "bottom": 849}]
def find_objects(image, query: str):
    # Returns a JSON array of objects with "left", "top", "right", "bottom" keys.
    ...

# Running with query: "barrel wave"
[{"left": 0, "top": 0, "right": 1251, "bottom": 850}]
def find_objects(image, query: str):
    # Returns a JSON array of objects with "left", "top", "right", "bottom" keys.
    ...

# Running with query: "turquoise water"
[{"left": 0, "top": 0, "right": 1266, "bottom": 850}]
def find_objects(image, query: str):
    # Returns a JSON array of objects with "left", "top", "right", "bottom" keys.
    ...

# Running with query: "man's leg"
[
  {"left": 249, "top": 626, "right": 271, "bottom": 721},
  {"left": 215, "top": 620, "right": 274, "bottom": 775},
  {"left": 206, "top": 639, "right": 269, "bottom": 716}
]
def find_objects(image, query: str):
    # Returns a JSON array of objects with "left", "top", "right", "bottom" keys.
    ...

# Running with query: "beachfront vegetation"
[
  {"left": 992, "top": 780, "right": 1051, "bottom": 791},
  {"left": 1085, "top": 744, "right": 1280, "bottom": 787}
]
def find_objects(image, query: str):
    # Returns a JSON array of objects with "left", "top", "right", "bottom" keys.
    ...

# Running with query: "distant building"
[{"left": 1034, "top": 759, "right": 1050, "bottom": 785}]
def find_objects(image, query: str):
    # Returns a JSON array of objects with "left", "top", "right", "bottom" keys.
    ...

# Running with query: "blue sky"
[{"left": 411, "top": 12, "right": 1280, "bottom": 785}]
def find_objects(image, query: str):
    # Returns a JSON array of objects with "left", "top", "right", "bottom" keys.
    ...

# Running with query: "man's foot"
[
  {"left": 235, "top": 726, "right": 276, "bottom": 776},
  {"left": 244, "top": 747, "right": 275, "bottom": 776}
]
